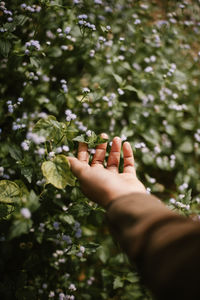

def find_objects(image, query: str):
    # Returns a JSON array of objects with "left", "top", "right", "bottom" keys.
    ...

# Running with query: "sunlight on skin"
[{"left": 68, "top": 134, "right": 146, "bottom": 208}]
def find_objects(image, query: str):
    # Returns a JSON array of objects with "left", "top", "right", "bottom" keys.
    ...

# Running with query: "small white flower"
[
  {"left": 56, "top": 147, "right": 62, "bottom": 154},
  {"left": 82, "top": 87, "right": 90, "bottom": 93},
  {"left": 86, "top": 130, "right": 92, "bottom": 137},
  {"left": 146, "top": 187, "right": 151, "bottom": 194},
  {"left": 134, "top": 19, "right": 141, "bottom": 25},
  {"left": 69, "top": 283, "right": 76, "bottom": 291},
  {"left": 169, "top": 198, "right": 176, "bottom": 204},
  {"left": 21, "top": 141, "right": 30, "bottom": 151},
  {"left": 37, "top": 148, "right": 45, "bottom": 156},
  {"left": 61, "top": 45, "right": 68, "bottom": 51},
  {"left": 121, "top": 134, "right": 127, "bottom": 141},
  {"left": 64, "top": 26, "right": 71, "bottom": 34},
  {"left": 21, "top": 208, "right": 31, "bottom": 219},
  {"left": 0, "top": 167, "right": 4, "bottom": 176},
  {"left": 87, "top": 279, "right": 93, "bottom": 285},
  {"left": 49, "top": 151, "right": 55, "bottom": 158},
  {"left": 49, "top": 291, "right": 55, "bottom": 298},
  {"left": 59, "top": 293, "right": 65, "bottom": 300},
  {"left": 80, "top": 246, "right": 85, "bottom": 253},
  {"left": 62, "top": 145, "right": 69, "bottom": 152},
  {"left": 144, "top": 66, "right": 153, "bottom": 73},
  {"left": 90, "top": 49, "right": 95, "bottom": 57},
  {"left": 117, "top": 88, "right": 124, "bottom": 95}
]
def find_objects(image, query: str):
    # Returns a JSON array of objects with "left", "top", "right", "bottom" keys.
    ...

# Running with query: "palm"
[{"left": 68, "top": 135, "right": 146, "bottom": 206}]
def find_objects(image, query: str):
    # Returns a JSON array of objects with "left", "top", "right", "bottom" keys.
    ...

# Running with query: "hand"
[{"left": 68, "top": 134, "right": 146, "bottom": 208}]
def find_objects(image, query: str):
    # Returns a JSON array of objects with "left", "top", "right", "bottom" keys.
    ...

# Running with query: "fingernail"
[
  {"left": 101, "top": 133, "right": 108, "bottom": 139},
  {"left": 113, "top": 136, "right": 121, "bottom": 142}
]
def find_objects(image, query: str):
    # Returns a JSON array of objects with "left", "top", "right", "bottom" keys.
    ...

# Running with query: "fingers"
[
  {"left": 67, "top": 157, "right": 85, "bottom": 179},
  {"left": 123, "top": 142, "right": 136, "bottom": 174},
  {"left": 77, "top": 142, "right": 89, "bottom": 163},
  {"left": 91, "top": 133, "right": 108, "bottom": 167},
  {"left": 107, "top": 137, "right": 121, "bottom": 173}
]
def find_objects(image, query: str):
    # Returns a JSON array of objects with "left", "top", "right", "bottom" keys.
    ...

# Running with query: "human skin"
[{"left": 67, "top": 134, "right": 146, "bottom": 208}]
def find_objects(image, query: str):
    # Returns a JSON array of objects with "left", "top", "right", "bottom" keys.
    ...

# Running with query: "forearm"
[{"left": 106, "top": 193, "right": 200, "bottom": 300}]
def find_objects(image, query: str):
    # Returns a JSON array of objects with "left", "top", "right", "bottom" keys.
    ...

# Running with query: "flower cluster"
[
  {"left": 78, "top": 15, "right": 96, "bottom": 31},
  {"left": 21, "top": 3, "right": 41, "bottom": 13},
  {"left": 65, "top": 109, "right": 77, "bottom": 122},
  {"left": 25, "top": 40, "right": 41, "bottom": 54}
]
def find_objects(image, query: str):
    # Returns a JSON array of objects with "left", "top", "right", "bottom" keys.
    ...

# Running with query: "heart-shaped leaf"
[
  {"left": 0, "top": 180, "right": 21, "bottom": 204},
  {"left": 41, "top": 155, "right": 75, "bottom": 189}
]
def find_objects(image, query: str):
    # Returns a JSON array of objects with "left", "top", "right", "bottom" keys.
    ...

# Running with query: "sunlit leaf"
[
  {"left": 113, "top": 276, "right": 124, "bottom": 289},
  {"left": 0, "top": 180, "right": 21, "bottom": 204},
  {"left": 33, "top": 115, "right": 67, "bottom": 143},
  {"left": 41, "top": 155, "right": 75, "bottom": 189}
]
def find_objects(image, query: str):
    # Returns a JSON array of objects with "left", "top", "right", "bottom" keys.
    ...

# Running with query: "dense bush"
[{"left": 1, "top": 0, "right": 200, "bottom": 299}]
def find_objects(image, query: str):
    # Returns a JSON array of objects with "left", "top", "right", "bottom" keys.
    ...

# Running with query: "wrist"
[{"left": 105, "top": 185, "right": 147, "bottom": 207}]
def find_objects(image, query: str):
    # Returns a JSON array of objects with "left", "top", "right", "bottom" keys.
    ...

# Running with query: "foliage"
[{"left": 1, "top": 0, "right": 200, "bottom": 299}]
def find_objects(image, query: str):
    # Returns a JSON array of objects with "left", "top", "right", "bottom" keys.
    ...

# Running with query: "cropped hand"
[{"left": 68, "top": 134, "right": 146, "bottom": 208}]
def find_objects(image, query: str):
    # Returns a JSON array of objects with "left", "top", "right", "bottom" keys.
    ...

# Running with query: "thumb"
[{"left": 67, "top": 157, "right": 86, "bottom": 179}]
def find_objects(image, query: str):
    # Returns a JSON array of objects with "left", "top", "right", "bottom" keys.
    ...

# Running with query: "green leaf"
[
  {"left": 0, "top": 203, "right": 9, "bottom": 219},
  {"left": 69, "top": 202, "right": 91, "bottom": 217},
  {"left": 66, "top": 127, "right": 79, "bottom": 140},
  {"left": 182, "top": 189, "right": 192, "bottom": 205},
  {"left": 42, "top": 155, "right": 75, "bottom": 189},
  {"left": 97, "top": 245, "right": 110, "bottom": 264},
  {"left": 9, "top": 219, "right": 32, "bottom": 239},
  {"left": 100, "top": 25, "right": 108, "bottom": 32},
  {"left": 4, "top": 22, "right": 16, "bottom": 32},
  {"left": 180, "top": 120, "right": 195, "bottom": 130},
  {"left": 73, "top": 132, "right": 107, "bottom": 148},
  {"left": 124, "top": 85, "right": 138, "bottom": 92},
  {"left": 0, "top": 40, "right": 11, "bottom": 57},
  {"left": 9, "top": 146, "right": 23, "bottom": 161},
  {"left": 125, "top": 272, "right": 139, "bottom": 284},
  {"left": 97, "top": 237, "right": 113, "bottom": 264},
  {"left": 113, "top": 73, "right": 123, "bottom": 85},
  {"left": 28, "top": 190, "right": 40, "bottom": 212},
  {"left": 0, "top": 180, "right": 21, "bottom": 204},
  {"left": 156, "top": 156, "right": 171, "bottom": 171},
  {"left": 48, "top": 46, "right": 62, "bottom": 57},
  {"left": 165, "top": 125, "right": 176, "bottom": 136},
  {"left": 125, "top": 86, "right": 146, "bottom": 100},
  {"left": 21, "top": 166, "right": 33, "bottom": 183},
  {"left": 179, "top": 137, "right": 193, "bottom": 153},
  {"left": 30, "top": 57, "right": 40, "bottom": 68},
  {"left": 14, "top": 180, "right": 29, "bottom": 197},
  {"left": 142, "top": 153, "right": 154, "bottom": 165},
  {"left": 14, "top": 15, "right": 29, "bottom": 26},
  {"left": 59, "top": 214, "right": 75, "bottom": 225},
  {"left": 73, "top": 134, "right": 85, "bottom": 143},
  {"left": 45, "top": 102, "right": 59, "bottom": 115},
  {"left": 33, "top": 115, "right": 67, "bottom": 143},
  {"left": 113, "top": 276, "right": 124, "bottom": 289},
  {"left": 142, "top": 129, "right": 160, "bottom": 146},
  {"left": 0, "top": 203, "right": 15, "bottom": 220}
]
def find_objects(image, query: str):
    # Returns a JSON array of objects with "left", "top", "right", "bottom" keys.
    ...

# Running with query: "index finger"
[{"left": 78, "top": 142, "right": 89, "bottom": 164}]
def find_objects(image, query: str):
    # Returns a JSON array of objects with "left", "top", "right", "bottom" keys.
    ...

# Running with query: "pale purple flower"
[
  {"left": 63, "top": 235, "right": 72, "bottom": 244},
  {"left": 82, "top": 87, "right": 90, "bottom": 93},
  {"left": 21, "top": 208, "right": 31, "bottom": 219}
]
